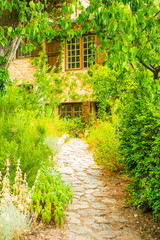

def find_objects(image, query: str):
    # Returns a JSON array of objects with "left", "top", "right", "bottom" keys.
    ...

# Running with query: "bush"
[
  {"left": 30, "top": 167, "right": 73, "bottom": 226},
  {"left": 119, "top": 71, "right": 160, "bottom": 218},
  {"left": 86, "top": 121, "right": 121, "bottom": 171},
  {"left": 0, "top": 85, "right": 64, "bottom": 187},
  {"left": 119, "top": 96, "right": 160, "bottom": 217},
  {"left": 64, "top": 117, "right": 85, "bottom": 137},
  {"left": 0, "top": 203, "right": 30, "bottom": 240},
  {"left": 0, "top": 159, "right": 31, "bottom": 240}
]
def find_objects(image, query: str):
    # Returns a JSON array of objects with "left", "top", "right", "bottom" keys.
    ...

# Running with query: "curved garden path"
[{"left": 56, "top": 138, "right": 142, "bottom": 240}]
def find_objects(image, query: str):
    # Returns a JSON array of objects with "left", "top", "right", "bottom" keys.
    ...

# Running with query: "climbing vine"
[{"left": 0, "top": 68, "right": 10, "bottom": 95}]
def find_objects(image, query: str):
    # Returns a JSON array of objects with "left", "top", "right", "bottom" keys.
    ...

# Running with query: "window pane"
[
  {"left": 72, "top": 45, "right": 75, "bottom": 50},
  {"left": 72, "top": 57, "right": 75, "bottom": 62},
  {"left": 84, "top": 62, "right": 87, "bottom": 68},
  {"left": 76, "top": 44, "right": 80, "bottom": 49},
  {"left": 61, "top": 113, "right": 65, "bottom": 118},
  {"left": 74, "top": 104, "right": 82, "bottom": 111},
  {"left": 76, "top": 63, "right": 80, "bottom": 68},
  {"left": 84, "top": 49, "right": 87, "bottom": 55},
  {"left": 76, "top": 50, "right": 80, "bottom": 55},
  {"left": 68, "top": 45, "right": 70, "bottom": 50},
  {"left": 72, "top": 51, "right": 75, "bottom": 56},
  {"left": 72, "top": 38, "right": 75, "bottom": 43},
  {"left": 76, "top": 56, "right": 80, "bottom": 61},
  {"left": 84, "top": 56, "right": 87, "bottom": 61},
  {"left": 83, "top": 43, "right": 87, "bottom": 49},
  {"left": 74, "top": 112, "right": 82, "bottom": 117},
  {"left": 72, "top": 63, "right": 75, "bottom": 68},
  {"left": 67, "top": 105, "right": 71, "bottom": 111},
  {"left": 88, "top": 49, "right": 91, "bottom": 54},
  {"left": 83, "top": 37, "right": 87, "bottom": 42}
]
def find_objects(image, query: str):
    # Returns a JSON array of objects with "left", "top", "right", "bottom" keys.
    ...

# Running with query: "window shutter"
[
  {"left": 46, "top": 39, "right": 61, "bottom": 72},
  {"left": 82, "top": 101, "right": 90, "bottom": 123},
  {"left": 32, "top": 44, "right": 41, "bottom": 57}
]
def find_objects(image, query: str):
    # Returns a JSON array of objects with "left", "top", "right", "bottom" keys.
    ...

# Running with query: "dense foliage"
[
  {"left": 30, "top": 167, "right": 73, "bottom": 225},
  {"left": 78, "top": 0, "right": 160, "bottom": 217},
  {"left": 0, "top": 0, "right": 159, "bottom": 220},
  {"left": 119, "top": 72, "right": 160, "bottom": 217},
  {"left": 0, "top": 69, "right": 10, "bottom": 95},
  {"left": 0, "top": 84, "right": 65, "bottom": 186},
  {"left": 0, "top": 83, "right": 73, "bottom": 234},
  {"left": 86, "top": 121, "right": 121, "bottom": 172}
]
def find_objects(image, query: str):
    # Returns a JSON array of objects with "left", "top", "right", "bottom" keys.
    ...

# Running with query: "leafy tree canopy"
[
  {"left": 74, "top": 0, "right": 160, "bottom": 82},
  {"left": 0, "top": 0, "right": 74, "bottom": 68}
]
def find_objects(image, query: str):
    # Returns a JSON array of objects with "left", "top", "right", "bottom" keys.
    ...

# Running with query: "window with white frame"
[{"left": 66, "top": 35, "right": 95, "bottom": 70}]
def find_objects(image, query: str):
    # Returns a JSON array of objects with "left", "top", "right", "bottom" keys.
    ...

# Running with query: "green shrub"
[
  {"left": 0, "top": 85, "right": 64, "bottom": 187},
  {"left": 0, "top": 203, "right": 30, "bottom": 240},
  {"left": 44, "top": 136, "right": 61, "bottom": 155},
  {"left": 0, "top": 68, "right": 11, "bottom": 96},
  {"left": 86, "top": 121, "right": 121, "bottom": 171},
  {"left": 64, "top": 117, "right": 85, "bottom": 137},
  {"left": 0, "top": 159, "right": 31, "bottom": 240},
  {"left": 0, "top": 110, "right": 53, "bottom": 187},
  {"left": 119, "top": 71, "right": 160, "bottom": 218},
  {"left": 30, "top": 167, "right": 73, "bottom": 226},
  {"left": 119, "top": 96, "right": 160, "bottom": 217}
]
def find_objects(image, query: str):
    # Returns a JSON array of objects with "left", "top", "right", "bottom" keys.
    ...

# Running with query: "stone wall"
[{"left": 9, "top": 57, "right": 37, "bottom": 85}]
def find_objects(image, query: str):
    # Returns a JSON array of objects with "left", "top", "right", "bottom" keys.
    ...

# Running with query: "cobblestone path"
[{"left": 57, "top": 138, "right": 141, "bottom": 240}]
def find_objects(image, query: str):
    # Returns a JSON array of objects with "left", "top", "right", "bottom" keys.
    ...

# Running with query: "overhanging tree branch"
[
  {"left": 139, "top": 59, "right": 155, "bottom": 73},
  {"left": 154, "top": 10, "right": 160, "bottom": 18},
  {"left": 139, "top": 59, "right": 160, "bottom": 83}
]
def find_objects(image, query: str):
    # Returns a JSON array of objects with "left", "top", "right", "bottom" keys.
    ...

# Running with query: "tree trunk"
[
  {"left": 0, "top": 36, "right": 22, "bottom": 69},
  {"left": 0, "top": 9, "right": 20, "bottom": 69}
]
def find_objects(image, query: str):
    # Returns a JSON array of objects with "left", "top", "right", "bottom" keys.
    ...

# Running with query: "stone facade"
[
  {"left": 9, "top": 0, "right": 102, "bottom": 120},
  {"left": 9, "top": 57, "right": 37, "bottom": 84}
]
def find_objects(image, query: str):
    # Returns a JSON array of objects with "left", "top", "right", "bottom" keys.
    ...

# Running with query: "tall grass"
[
  {"left": 86, "top": 121, "right": 122, "bottom": 172},
  {"left": 0, "top": 84, "right": 66, "bottom": 187}
]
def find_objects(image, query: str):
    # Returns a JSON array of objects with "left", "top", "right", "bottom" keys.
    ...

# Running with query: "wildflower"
[
  {"left": 17, "top": 203, "right": 24, "bottom": 211},
  {"left": 1, "top": 199, "right": 6, "bottom": 206},
  {"left": 4, "top": 196, "right": 11, "bottom": 203},
  {"left": 17, "top": 159, "right": 20, "bottom": 166},
  {"left": 5, "top": 214, "right": 10, "bottom": 221},
  {"left": 6, "top": 158, "right": 10, "bottom": 167},
  {"left": 25, "top": 198, "right": 32, "bottom": 203}
]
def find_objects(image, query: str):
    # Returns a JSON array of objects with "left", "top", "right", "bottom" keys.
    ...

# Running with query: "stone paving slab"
[{"left": 57, "top": 138, "right": 141, "bottom": 240}]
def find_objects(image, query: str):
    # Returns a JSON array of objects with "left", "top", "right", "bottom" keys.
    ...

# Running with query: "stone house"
[{"left": 9, "top": 0, "right": 104, "bottom": 121}]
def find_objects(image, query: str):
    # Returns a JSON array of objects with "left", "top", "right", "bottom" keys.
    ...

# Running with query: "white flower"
[
  {"left": 17, "top": 204, "right": 24, "bottom": 211},
  {"left": 25, "top": 198, "right": 32, "bottom": 203},
  {"left": 5, "top": 214, "right": 10, "bottom": 221},
  {"left": 1, "top": 199, "right": 6, "bottom": 206},
  {"left": 5, "top": 197, "right": 11, "bottom": 203}
]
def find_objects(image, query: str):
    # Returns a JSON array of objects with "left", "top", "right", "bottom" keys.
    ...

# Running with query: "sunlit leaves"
[{"left": 30, "top": 167, "right": 73, "bottom": 226}]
